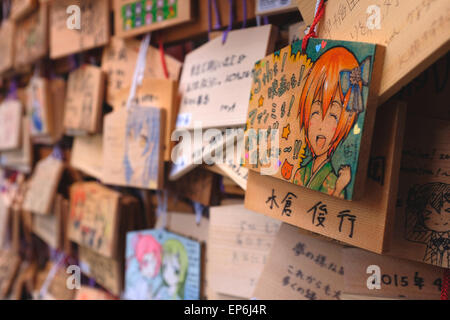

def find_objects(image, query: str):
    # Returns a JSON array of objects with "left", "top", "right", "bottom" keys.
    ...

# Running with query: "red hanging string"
[
  {"left": 301, "top": 0, "right": 326, "bottom": 53},
  {"left": 159, "top": 35, "right": 169, "bottom": 79},
  {"left": 441, "top": 269, "right": 450, "bottom": 300}
]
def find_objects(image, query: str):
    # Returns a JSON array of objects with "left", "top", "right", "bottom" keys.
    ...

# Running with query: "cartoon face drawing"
[
  {"left": 291, "top": 47, "right": 370, "bottom": 199},
  {"left": 281, "top": 159, "right": 294, "bottom": 180},
  {"left": 307, "top": 100, "right": 343, "bottom": 158},
  {"left": 161, "top": 239, "right": 188, "bottom": 299},
  {"left": 125, "top": 230, "right": 201, "bottom": 301},
  {"left": 422, "top": 200, "right": 450, "bottom": 232},
  {"left": 135, "top": 235, "right": 162, "bottom": 279},
  {"left": 141, "top": 252, "right": 159, "bottom": 278},
  {"left": 123, "top": 107, "right": 160, "bottom": 187},
  {"left": 162, "top": 253, "right": 181, "bottom": 287},
  {"left": 406, "top": 182, "right": 450, "bottom": 268}
]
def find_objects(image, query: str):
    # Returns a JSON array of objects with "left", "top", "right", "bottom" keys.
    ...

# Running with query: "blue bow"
[{"left": 339, "top": 57, "right": 371, "bottom": 114}]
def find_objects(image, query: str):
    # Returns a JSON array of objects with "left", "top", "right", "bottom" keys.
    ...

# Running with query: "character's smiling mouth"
[{"left": 316, "top": 135, "right": 327, "bottom": 149}]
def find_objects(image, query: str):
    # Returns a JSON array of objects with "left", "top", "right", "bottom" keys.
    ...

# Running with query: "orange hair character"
[{"left": 298, "top": 47, "right": 362, "bottom": 157}]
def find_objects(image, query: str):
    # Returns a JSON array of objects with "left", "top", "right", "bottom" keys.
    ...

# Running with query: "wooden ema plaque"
[
  {"left": 14, "top": 1, "right": 48, "bottom": 68},
  {"left": 253, "top": 223, "right": 345, "bottom": 300},
  {"left": 10, "top": 0, "right": 37, "bottom": 21},
  {"left": 256, "top": 0, "right": 298, "bottom": 16},
  {"left": 176, "top": 25, "right": 277, "bottom": 130},
  {"left": 0, "top": 117, "right": 33, "bottom": 174},
  {"left": 113, "top": 0, "right": 192, "bottom": 39},
  {"left": 23, "top": 156, "right": 64, "bottom": 215},
  {"left": 26, "top": 77, "right": 53, "bottom": 138},
  {"left": 208, "top": 204, "right": 281, "bottom": 299},
  {"left": 0, "top": 100, "right": 22, "bottom": 151},
  {"left": 388, "top": 116, "right": 450, "bottom": 269},
  {"left": 242, "top": 39, "right": 384, "bottom": 200},
  {"left": 102, "top": 107, "right": 165, "bottom": 190},
  {"left": 49, "top": 0, "right": 110, "bottom": 59},
  {"left": 343, "top": 248, "right": 445, "bottom": 300},
  {"left": 0, "top": 197, "right": 11, "bottom": 249},
  {"left": 32, "top": 194, "right": 66, "bottom": 249},
  {"left": 0, "top": 250, "right": 21, "bottom": 299},
  {"left": 101, "top": 37, "right": 182, "bottom": 106},
  {"left": 68, "top": 182, "right": 121, "bottom": 259},
  {"left": 70, "top": 134, "right": 103, "bottom": 180},
  {"left": 79, "top": 246, "right": 123, "bottom": 297},
  {"left": 296, "top": 0, "right": 450, "bottom": 103},
  {"left": 245, "top": 100, "right": 406, "bottom": 254},
  {"left": 0, "top": 21, "right": 15, "bottom": 74},
  {"left": 64, "top": 64, "right": 105, "bottom": 135},
  {"left": 113, "top": 78, "right": 179, "bottom": 162}
]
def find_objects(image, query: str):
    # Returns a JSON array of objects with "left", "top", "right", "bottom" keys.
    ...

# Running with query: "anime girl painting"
[
  {"left": 155, "top": 239, "right": 189, "bottom": 300},
  {"left": 125, "top": 229, "right": 201, "bottom": 300},
  {"left": 125, "top": 234, "right": 163, "bottom": 300},
  {"left": 244, "top": 39, "right": 377, "bottom": 200},
  {"left": 292, "top": 47, "right": 371, "bottom": 199},
  {"left": 123, "top": 107, "right": 160, "bottom": 188}
]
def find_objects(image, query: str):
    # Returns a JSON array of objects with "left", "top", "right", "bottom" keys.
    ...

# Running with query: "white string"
[
  {"left": 38, "top": 253, "right": 65, "bottom": 300},
  {"left": 126, "top": 33, "right": 151, "bottom": 111},
  {"left": 313, "top": 0, "right": 321, "bottom": 33},
  {"left": 256, "top": 15, "right": 261, "bottom": 26},
  {"left": 304, "top": 0, "right": 322, "bottom": 35},
  {"left": 156, "top": 189, "right": 168, "bottom": 229},
  {"left": 193, "top": 202, "right": 204, "bottom": 225}
]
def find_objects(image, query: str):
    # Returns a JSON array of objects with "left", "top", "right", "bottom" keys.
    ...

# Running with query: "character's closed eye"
[
  {"left": 140, "top": 134, "right": 148, "bottom": 144},
  {"left": 444, "top": 193, "right": 450, "bottom": 203},
  {"left": 445, "top": 208, "right": 450, "bottom": 214},
  {"left": 424, "top": 209, "right": 433, "bottom": 218},
  {"left": 329, "top": 101, "right": 342, "bottom": 121},
  {"left": 311, "top": 101, "right": 322, "bottom": 117}
]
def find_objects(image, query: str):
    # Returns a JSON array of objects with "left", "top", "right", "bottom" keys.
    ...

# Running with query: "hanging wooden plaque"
[
  {"left": 0, "top": 100, "right": 22, "bottom": 151},
  {"left": 22, "top": 156, "right": 64, "bottom": 215},
  {"left": 49, "top": 0, "right": 110, "bottom": 59},
  {"left": 388, "top": 116, "right": 450, "bottom": 269},
  {"left": 0, "top": 21, "right": 15, "bottom": 74},
  {"left": 68, "top": 182, "right": 120, "bottom": 258},
  {"left": 64, "top": 64, "right": 105, "bottom": 135},
  {"left": 244, "top": 100, "right": 406, "bottom": 254},
  {"left": 0, "top": 117, "right": 33, "bottom": 174},
  {"left": 101, "top": 37, "right": 182, "bottom": 106},
  {"left": 14, "top": 1, "right": 48, "bottom": 67},
  {"left": 296, "top": 0, "right": 450, "bottom": 103},
  {"left": 113, "top": 78, "right": 179, "bottom": 161},
  {"left": 209, "top": 204, "right": 281, "bottom": 299},
  {"left": 70, "top": 134, "right": 104, "bottom": 180},
  {"left": 26, "top": 77, "right": 53, "bottom": 138},
  {"left": 10, "top": 0, "right": 37, "bottom": 21},
  {"left": 253, "top": 223, "right": 345, "bottom": 300},
  {"left": 256, "top": 0, "right": 298, "bottom": 16},
  {"left": 102, "top": 107, "right": 165, "bottom": 190},
  {"left": 113, "top": 0, "right": 192, "bottom": 39},
  {"left": 242, "top": 39, "right": 384, "bottom": 200},
  {"left": 177, "top": 25, "right": 277, "bottom": 130},
  {"left": 79, "top": 246, "right": 123, "bottom": 297},
  {"left": 343, "top": 248, "right": 445, "bottom": 300}
]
